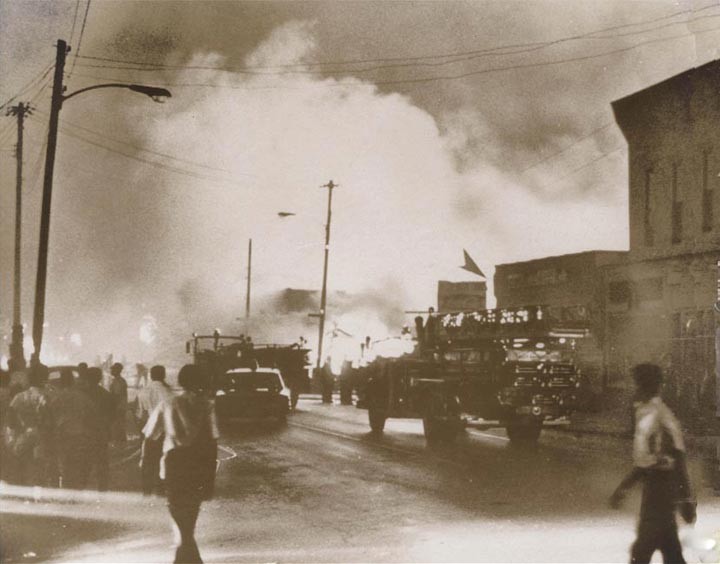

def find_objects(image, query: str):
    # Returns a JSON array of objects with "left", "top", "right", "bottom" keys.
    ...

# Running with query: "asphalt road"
[{"left": 2, "top": 398, "right": 720, "bottom": 563}]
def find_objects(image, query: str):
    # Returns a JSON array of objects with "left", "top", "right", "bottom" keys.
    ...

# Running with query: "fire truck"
[
  {"left": 186, "top": 333, "right": 311, "bottom": 409},
  {"left": 360, "top": 305, "right": 588, "bottom": 444}
]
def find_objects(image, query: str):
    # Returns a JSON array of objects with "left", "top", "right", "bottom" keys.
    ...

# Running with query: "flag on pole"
[{"left": 461, "top": 249, "right": 486, "bottom": 278}]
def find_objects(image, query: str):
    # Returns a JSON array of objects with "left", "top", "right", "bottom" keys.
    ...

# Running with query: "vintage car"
[
  {"left": 187, "top": 334, "right": 311, "bottom": 410},
  {"left": 214, "top": 367, "right": 290, "bottom": 422}
]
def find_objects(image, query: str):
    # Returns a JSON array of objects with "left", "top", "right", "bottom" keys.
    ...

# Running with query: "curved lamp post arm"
[{"left": 63, "top": 83, "right": 172, "bottom": 104}]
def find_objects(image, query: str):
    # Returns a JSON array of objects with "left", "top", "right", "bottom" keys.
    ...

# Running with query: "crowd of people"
[
  {"left": 0, "top": 360, "right": 218, "bottom": 563},
  {"left": 0, "top": 361, "right": 131, "bottom": 490}
]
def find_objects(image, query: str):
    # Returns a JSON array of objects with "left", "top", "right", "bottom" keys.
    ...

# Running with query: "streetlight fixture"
[{"left": 31, "top": 39, "right": 171, "bottom": 363}]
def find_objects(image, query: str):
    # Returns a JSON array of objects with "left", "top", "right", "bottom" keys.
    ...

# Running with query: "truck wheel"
[
  {"left": 506, "top": 417, "right": 542, "bottom": 444},
  {"left": 368, "top": 403, "right": 386, "bottom": 434}
]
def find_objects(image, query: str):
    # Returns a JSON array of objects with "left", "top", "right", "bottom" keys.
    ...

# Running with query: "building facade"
[
  {"left": 494, "top": 251, "right": 626, "bottom": 393},
  {"left": 607, "top": 60, "right": 720, "bottom": 423},
  {"left": 437, "top": 280, "right": 487, "bottom": 312}
]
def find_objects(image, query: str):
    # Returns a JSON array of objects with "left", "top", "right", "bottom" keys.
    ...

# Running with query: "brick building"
[
  {"left": 494, "top": 251, "right": 626, "bottom": 393},
  {"left": 437, "top": 280, "right": 487, "bottom": 312},
  {"left": 607, "top": 60, "right": 720, "bottom": 422}
]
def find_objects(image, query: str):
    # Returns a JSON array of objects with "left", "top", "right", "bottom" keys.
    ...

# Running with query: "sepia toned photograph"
[{"left": 1, "top": 1, "right": 719, "bottom": 562}]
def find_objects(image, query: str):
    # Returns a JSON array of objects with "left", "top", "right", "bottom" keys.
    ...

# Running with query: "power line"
[
  {"left": 68, "top": 0, "right": 92, "bottom": 79},
  {"left": 520, "top": 123, "right": 614, "bottom": 174},
  {"left": 558, "top": 146, "right": 626, "bottom": 180},
  {"left": 75, "top": 3, "right": 719, "bottom": 73},
  {"left": 68, "top": 0, "right": 81, "bottom": 46},
  {"left": 54, "top": 124, "right": 254, "bottom": 186},
  {"left": 0, "top": 62, "right": 54, "bottom": 112},
  {"left": 70, "top": 25, "right": 720, "bottom": 91},
  {"left": 0, "top": 77, "right": 52, "bottom": 146},
  {"left": 359, "top": 27, "right": 719, "bottom": 88},
  {"left": 32, "top": 107, "right": 231, "bottom": 174}
]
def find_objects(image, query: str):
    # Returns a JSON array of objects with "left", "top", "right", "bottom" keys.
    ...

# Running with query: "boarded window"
[
  {"left": 644, "top": 169, "right": 654, "bottom": 246},
  {"left": 609, "top": 281, "right": 631, "bottom": 304},
  {"left": 671, "top": 163, "right": 683, "bottom": 244},
  {"left": 702, "top": 151, "right": 713, "bottom": 233}
]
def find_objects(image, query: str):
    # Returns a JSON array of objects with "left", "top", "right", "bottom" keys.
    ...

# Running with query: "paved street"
[{"left": 2, "top": 398, "right": 720, "bottom": 563}]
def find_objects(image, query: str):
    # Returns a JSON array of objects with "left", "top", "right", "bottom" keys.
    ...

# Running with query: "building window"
[
  {"left": 671, "top": 163, "right": 683, "bottom": 244},
  {"left": 644, "top": 169, "right": 654, "bottom": 246},
  {"left": 608, "top": 281, "right": 631, "bottom": 305},
  {"left": 702, "top": 151, "right": 713, "bottom": 233}
]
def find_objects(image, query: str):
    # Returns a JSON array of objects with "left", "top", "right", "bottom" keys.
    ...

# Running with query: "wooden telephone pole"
[
  {"left": 246, "top": 238, "right": 252, "bottom": 318},
  {"left": 7, "top": 102, "right": 32, "bottom": 368},
  {"left": 316, "top": 180, "right": 337, "bottom": 372}
]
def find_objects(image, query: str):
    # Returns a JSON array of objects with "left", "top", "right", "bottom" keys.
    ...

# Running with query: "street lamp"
[{"left": 31, "top": 38, "right": 171, "bottom": 363}]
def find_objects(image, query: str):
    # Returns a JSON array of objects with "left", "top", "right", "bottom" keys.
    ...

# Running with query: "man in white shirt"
[
  {"left": 610, "top": 363, "right": 695, "bottom": 564},
  {"left": 137, "top": 365, "right": 173, "bottom": 495},
  {"left": 143, "top": 364, "right": 218, "bottom": 564}
]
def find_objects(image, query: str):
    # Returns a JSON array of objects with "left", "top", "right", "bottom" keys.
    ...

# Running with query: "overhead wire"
[
  {"left": 68, "top": 25, "right": 720, "bottom": 91},
  {"left": 355, "top": 26, "right": 720, "bottom": 88},
  {"left": 520, "top": 123, "right": 615, "bottom": 174},
  {"left": 50, "top": 122, "right": 254, "bottom": 186},
  {"left": 67, "top": 0, "right": 92, "bottom": 80},
  {"left": 0, "top": 62, "right": 54, "bottom": 112},
  {"left": 32, "top": 107, "right": 232, "bottom": 175},
  {"left": 0, "top": 76, "right": 52, "bottom": 147},
  {"left": 558, "top": 146, "right": 627, "bottom": 181},
  {"left": 74, "top": 3, "right": 719, "bottom": 73},
  {"left": 68, "top": 0, "right": 81, "bottom": 47}
]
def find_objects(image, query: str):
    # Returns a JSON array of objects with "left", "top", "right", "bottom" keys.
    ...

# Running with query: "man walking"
[
  {"left": 610, "top": 363, "right": 696, "bottom": 564},
  {"left": 109, "top": 362, "right": 128, "bottom": 444},
  {"left": 137, "top": 365, "right": 173, "bottom": 495},
  {"left": 144, "top": 364, "right": 218, "bottom": 563},
  {"left": 80, "top": 367, "right": 114, "bottom": 491}
]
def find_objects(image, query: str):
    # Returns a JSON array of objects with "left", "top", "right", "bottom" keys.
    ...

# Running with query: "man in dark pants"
[
  {"left": 48, "top": 369, "right": 96, "bottom": 489},
  {"left": 143, "top": 365, "right": 218, "bottom": 563},
  {"left": 80, "top": 367, "right": 113, "bottom": 491},
  {"left": 610, "top": 363, "right": 696, "bottom": 564},
  {"left": 109, "top": 362, "right": 128, "bottom": 444}
]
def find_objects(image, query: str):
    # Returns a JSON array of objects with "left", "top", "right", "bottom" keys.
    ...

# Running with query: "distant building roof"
[{"left": 495, "top": 250, "right": 627, "bottom": 270}]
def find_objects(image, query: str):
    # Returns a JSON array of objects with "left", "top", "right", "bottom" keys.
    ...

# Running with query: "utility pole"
[
  {"left": 246, "top": 238, "right": 252, "bottom": 318},
  {"left": 30, "top": 39, "right": 169, "bottom": 365},
  {"left": 7, "top": 102, "right": 31, "bottom": 369},
  {"left": 32, "top": 39, "right": 68, "bottom": 364},
  {"left": 316, "top": 180, "right": 337, "bottom": 372}
]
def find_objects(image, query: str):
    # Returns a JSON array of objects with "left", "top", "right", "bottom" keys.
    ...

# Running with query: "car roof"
[{"left": 225, "top": 368, "right": 281, "bottom": 375}]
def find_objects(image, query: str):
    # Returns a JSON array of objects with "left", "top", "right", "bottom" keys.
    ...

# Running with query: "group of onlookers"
[
  {"left": 1, "top": 360, "right": 219, "bottom": 563},
  {"left": 0, "top": 361, "right": 130, "bottom": 490}
]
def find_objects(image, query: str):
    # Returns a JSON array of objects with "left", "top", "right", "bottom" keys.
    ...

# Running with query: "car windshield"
[{"left": 221, "top": 371, "right": 282, "bottom": 392}]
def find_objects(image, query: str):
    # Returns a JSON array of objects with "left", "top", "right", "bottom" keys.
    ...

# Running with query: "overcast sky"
[{"left": 1, "top": 0, "right": 718, "bottom": 362}]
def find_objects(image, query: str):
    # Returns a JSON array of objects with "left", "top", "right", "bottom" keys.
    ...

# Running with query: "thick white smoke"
[{"left": 3, "top": 18, "right": 630, "bottom": 366}]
